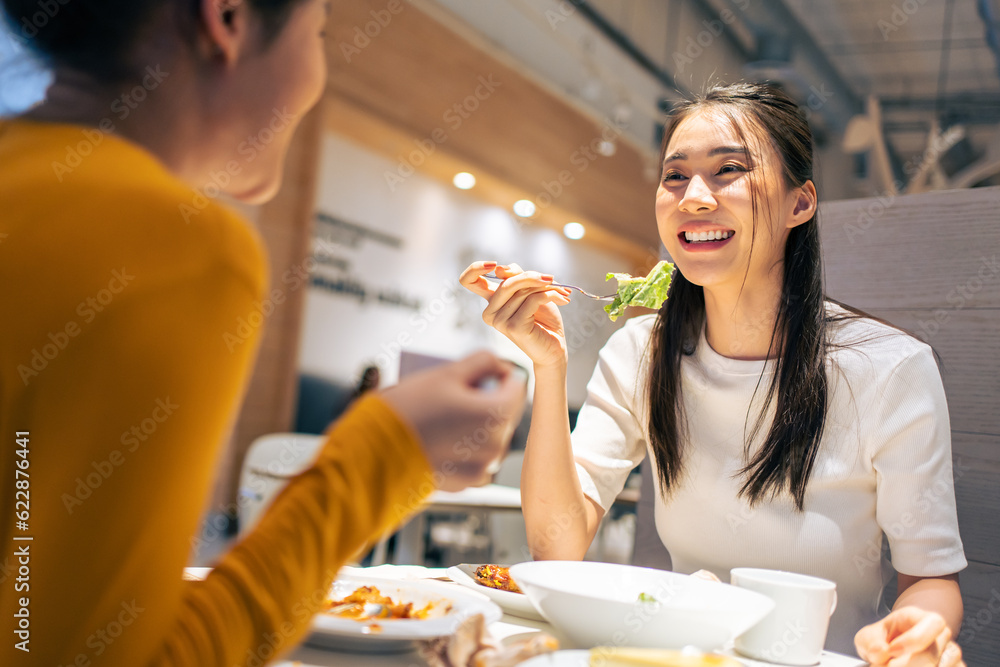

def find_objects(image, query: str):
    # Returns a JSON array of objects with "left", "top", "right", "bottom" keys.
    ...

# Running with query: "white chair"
[{"left": 237, "top": 433, "right": 324, "bottom": 533}]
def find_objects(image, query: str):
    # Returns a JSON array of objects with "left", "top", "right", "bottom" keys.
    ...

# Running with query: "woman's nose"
[{"left": 678, "top": 175, "right": 718, "bottom": 213}]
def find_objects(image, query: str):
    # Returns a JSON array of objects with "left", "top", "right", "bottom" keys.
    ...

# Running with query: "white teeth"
[{"left": 684, "top": 230, "right": 732, "bottom": 243}]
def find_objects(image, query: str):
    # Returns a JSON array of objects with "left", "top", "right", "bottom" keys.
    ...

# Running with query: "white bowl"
[{"left": 509, "top": 561, "right": 774, "bottom": 651}]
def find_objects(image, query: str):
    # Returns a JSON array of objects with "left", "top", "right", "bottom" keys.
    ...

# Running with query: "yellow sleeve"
[
  {"left": 153, "top": 396, "right": 432, "bottom": 665},
  {"left": 1, "top": 201, "right": 432, "bottom": 665}
]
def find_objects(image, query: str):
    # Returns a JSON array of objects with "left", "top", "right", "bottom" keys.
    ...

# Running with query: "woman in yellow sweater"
[{"left": 0, "top": 1, "right": 527, "bottom": 665}]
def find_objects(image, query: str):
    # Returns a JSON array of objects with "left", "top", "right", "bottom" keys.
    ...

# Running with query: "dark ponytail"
[
  {"left": 647, "top": 82, "right": 828, "bottom": 511},
  {"left": 1, "top": 0, "right": 306, "bottom": 82}
]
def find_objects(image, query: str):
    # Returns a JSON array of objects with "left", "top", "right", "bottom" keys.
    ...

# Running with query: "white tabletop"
[
  {"left": 271, "top": 566, "right": 866, "bottom": 667},
  {"left": 427, "top": 483, "right": 522, "bottom": 510}
]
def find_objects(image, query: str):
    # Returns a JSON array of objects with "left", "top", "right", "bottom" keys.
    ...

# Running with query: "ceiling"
[
  {"left": 545, "top": 0, "right": 1000, "bottom": 190},
  {"left": 324, "top": 0, "right": 1000, "bottom": 263}
]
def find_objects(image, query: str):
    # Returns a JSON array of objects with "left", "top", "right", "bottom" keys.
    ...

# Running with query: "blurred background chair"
[{"left": 237, "top": 432, "right": 324, "bottom": 534}]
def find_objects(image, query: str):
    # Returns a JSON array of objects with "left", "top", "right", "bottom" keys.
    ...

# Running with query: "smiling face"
[{"left": 655, "top": 109, "right": 811, "bottom": 294}]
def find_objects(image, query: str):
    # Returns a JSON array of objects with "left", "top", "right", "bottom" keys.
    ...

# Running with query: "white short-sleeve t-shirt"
[{"left": 572, "top": 305, "right": 966, "bottom": 656}]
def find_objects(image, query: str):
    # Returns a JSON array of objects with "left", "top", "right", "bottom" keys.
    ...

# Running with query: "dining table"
[{"left": 269, "top": 564, "right": 868, "bottom": 667}]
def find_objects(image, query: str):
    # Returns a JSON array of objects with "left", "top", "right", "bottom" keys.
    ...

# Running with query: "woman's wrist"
[{"left": 533, "top": 358, "right": 568, "bottom": 378}]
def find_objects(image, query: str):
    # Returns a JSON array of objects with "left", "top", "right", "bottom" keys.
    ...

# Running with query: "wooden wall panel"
[
  {"left": 956, "top": 562, "right": 1000, "bottom": 665},
  {"left": 820, "top": 187, "right": 1000, "bottom": 310},
  {"left": 951, "top": 433, "right": 1000, "bottom": 566},
  {"left": 819, "top": 186, "right": 1000, "bottom": 665},
  {"left": 854, "top": 309, "right": 1000, "bottom": 436}
]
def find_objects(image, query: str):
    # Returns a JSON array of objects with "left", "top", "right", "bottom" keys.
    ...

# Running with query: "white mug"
[{"left": 730, "top": 568, "right": 837, "bottom": 666}]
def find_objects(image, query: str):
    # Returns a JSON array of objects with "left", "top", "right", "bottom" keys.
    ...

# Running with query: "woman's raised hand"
[
  {"left": 380, "top": 351, "right": 528, "bottom": 492},
  {"left": 854, "top": 607, "right": 965, "bottom": 667},
  {"left": 460, "top": 261, "right": 573, "bottom": 369}
]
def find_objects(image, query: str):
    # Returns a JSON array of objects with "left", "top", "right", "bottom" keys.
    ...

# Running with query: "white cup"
[{"left": 730, "top": 568, "right": 837, "bottom": 666}]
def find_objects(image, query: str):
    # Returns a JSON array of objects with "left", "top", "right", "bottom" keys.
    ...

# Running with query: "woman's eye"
[
  {"left": 718, "top": 163, "right": 747, "bottom": 175},
  {"left": 662, "top": 171, "right": 686, "bottom": 182}
]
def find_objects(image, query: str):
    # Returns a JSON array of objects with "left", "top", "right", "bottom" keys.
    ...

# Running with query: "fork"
[{"left": 482, "top": 273, "right": 617, "bottom": 301}]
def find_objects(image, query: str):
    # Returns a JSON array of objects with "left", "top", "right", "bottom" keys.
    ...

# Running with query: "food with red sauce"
[{"left": 473, "top": 565, "right": 522, "bottom": 594}]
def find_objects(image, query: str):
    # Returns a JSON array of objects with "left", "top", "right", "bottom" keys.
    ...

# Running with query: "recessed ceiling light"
[
  {"left": 563, "top": 222, "right": 586, "bottom": 240},
  {"left": 596, "top": 140, "right": 617, "bottom": 156},
  {"left": 453, "top": 172, "right": 476, "bottom": 190},
  {"left": 513, "top": 199, "right": 536, "bottom": 217}
]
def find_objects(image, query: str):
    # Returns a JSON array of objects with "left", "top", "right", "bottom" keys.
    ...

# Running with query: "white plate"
[
  {"left": 307, "top": 574, "right": 502, "bottom": 653},
  {"left": 517, "top": 650, "right": 590, "bottom": 666},
  {"left": 517, "top": 649, "right": 751, "bottom": 667},
  {"left": 448, "top": 564, "right": 546, "bottom": 622}
]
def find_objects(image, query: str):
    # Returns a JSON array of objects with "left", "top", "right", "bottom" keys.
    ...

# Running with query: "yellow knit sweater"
[{"left": 0, "top": 119, "right": 431, "bottom": 666}]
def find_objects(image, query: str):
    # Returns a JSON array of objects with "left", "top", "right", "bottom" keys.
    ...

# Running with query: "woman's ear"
[
  {"left": 787, "top": 179, "right": 818, "bottom": 229},
  {"left": 199, "top": 0, "right": 251, "bottom": 65}
]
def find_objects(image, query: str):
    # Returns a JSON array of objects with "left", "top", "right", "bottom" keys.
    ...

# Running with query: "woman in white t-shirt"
[{"left": 460, "top": 83, "right": 966, "bottom": 666}]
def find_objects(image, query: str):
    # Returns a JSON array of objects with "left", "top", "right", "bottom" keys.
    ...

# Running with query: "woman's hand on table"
[
  {"left": 460, "top": 261, "right": 572, "bottom": 369},
  {"left": 380, "top": 350, "right": 527, "bottom": 492},
  {"left": 689, "top": 569, "right": 722, "bottom": 583},
  {"left": 854, "top": 606, "right": 965, "bottom": 667}
]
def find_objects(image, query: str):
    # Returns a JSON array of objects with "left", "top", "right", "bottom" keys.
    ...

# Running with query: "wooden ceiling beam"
[{"left": 322, "top": 0, "right": 664, "bottom": 267}]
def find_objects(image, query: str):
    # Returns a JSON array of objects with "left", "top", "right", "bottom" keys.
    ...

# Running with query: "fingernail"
[
  {"left": 483, "top": 261, "right": 497, "bottom": 267},
  {"left": 540, "top": 274, "right": 554, "bottom": 281}
]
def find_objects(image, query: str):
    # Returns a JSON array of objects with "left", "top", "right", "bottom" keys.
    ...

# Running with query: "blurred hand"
[
  {"left": 459, "top": 261, "right": 572, "bottom": 369},
  {"left": 380, "top": 351, "right": 528, "bottom": 492},
  {"left": 855, "top": 607, "right": 965, "bottom": 667}
]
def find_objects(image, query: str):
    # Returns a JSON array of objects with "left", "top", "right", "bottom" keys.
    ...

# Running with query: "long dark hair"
[
  {"left": 1, "top": 0, "right": 306, "bottom": 82},
  {"left": 648, "top": 82, "right": 829, "bottom": 511}
]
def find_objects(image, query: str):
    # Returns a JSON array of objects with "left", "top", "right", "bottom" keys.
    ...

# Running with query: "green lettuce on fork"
[{"left": 604, "top": 260, "right": 675, "bottom": 322}]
